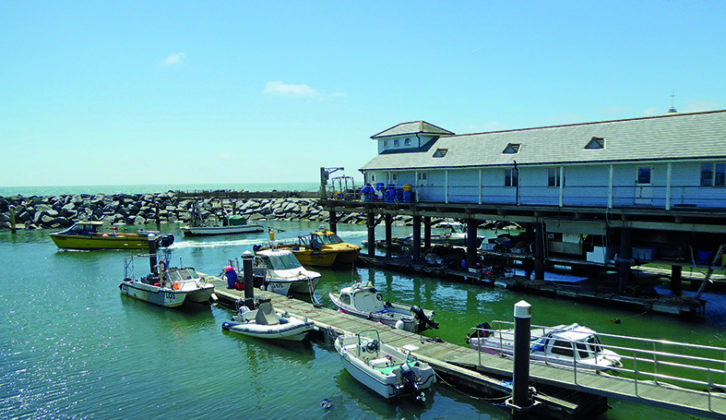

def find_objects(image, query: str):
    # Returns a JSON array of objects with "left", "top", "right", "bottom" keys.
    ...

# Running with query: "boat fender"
[
  {"left": 376, "top": 293, "right": 382, "bottom": 301},
  {"left": 172, "top": 282, "right": 181, "bottom": 290},
  {"left": 395, "top": 319, "right": 405, "bottom": 330}
]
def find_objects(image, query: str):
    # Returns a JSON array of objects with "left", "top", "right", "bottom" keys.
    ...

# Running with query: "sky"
[{"left": 1, "top": 1, "right": 725, "bottom": 187}]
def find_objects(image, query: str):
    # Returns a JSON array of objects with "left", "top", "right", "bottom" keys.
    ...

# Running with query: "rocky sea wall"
[{"left": 0, "top": 192, "right": 517, "bottom": 232}]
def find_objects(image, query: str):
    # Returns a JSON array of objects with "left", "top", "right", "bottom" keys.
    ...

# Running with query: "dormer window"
[
  {"left": 585, "top": 137, "right": 605, "bottom": 150},
  {"left": 404, "top": 137, "right": 411, "bottom": 146},
  {"left": 503, "top": 143, "right": 520, "bottom": 154},
  {"left": 433, "top": 148, "right": 448, "bottom": 158},
  {"left": 394, "top": 139, "right": 400, "bottom": 147}
]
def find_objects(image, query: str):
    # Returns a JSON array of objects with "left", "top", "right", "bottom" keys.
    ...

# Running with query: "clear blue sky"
[{"left": 1, "top": 1, "right": 724, "bottom": 187}]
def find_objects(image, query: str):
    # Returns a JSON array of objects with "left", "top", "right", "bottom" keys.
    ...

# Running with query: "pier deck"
[{"left": 206, "top": 276, "right": 726, "bottom": 419}]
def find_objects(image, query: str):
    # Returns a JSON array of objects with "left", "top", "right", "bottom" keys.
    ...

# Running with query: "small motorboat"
[
  {"left": 335, "top": 330, "right": 436, "bottom": 400},
  {"left": 221, "top": 299, "right": 314, "bottom": 341},
  {"left": 466, "top": 321, "right": 622, "bottom": 372},
  {"left": 51, "top": 221, "right": 174, "bottom": 251},
  {"left": 119, "top": 254, "right": 215, "bottom": 308},
  {"left": 329, "top": 282, "right": 438, "bottom": 333},
  {"left": 180, "top": 201, "right": 264, "bottom": 236},
  {"left": 255, "top": 226, "right": 360, "bottom": 267},
  {"left": 253, "top": 248, "right": 321, "bottom": 296}
]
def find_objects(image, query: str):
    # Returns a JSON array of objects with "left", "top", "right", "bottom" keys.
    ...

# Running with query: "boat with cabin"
[
  {"left": 335, "top": 330, "right": 436, "bottom": 400},
  {"left": 119, "top": 253, "right": 215, "bottom": 308},
  {"left": 50, "top": 221, "right": 174, "bottom": 251},
  {"left": 466, "top": 321, "right": 622, "bottom": 372},
  {"left": 221, "top": 299, "right": 314, "bottom": 341},
  {"left": 329, "top": 282, "right": 438, "bottom": 333},
  {"left": 180, "top": 201, "right": 263, "bottom": 236},
  {"left": 256, "top": 226, "right": 360, "bottom": 267},
  {"left": 252, "top": 248, "right": 322, "bottom": 296}
]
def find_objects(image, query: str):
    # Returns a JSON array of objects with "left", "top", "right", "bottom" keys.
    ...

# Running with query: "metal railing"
[{"left": 466, "top": 320, "right": 726, "bottom": 411}]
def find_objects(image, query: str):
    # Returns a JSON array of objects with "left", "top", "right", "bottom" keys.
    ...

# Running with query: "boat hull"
[
  {"left": 119, "top": 282, "right": 188, "bottom": 308},
  {"left": 221, "top": 318, "right": 314, "bottom": 341},
  {"left": 51, "top": 234, "right": 154, "bottom": 250},
  {"left": 180, "top": 225, "right": 264, "bottom": 236}
]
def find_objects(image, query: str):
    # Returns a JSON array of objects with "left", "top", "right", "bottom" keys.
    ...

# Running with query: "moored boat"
[
  {"left": 180, "top": 201, "right": 263, "bottom": 236},
  {"left": 252, "top": 248, "right": 321, "bottom": 296},
  {"left": 466, "top": 321, "right": 622, "bottom": 372},
  {"left": 335, "top": 330, "right": 436, "bottom": 400},
  {"left": 256, "top": 226, "right": 360, "bottom": 267},
  {"left": 50, "top": 221, "right": 174, "bottom": 251},
  {"left": 119, "top": 254, "right": 215, "bottom": 308},
  {"left": 221, "top": 299, "right": 314, "bottom": 341},
  {"left": 329, "top": 282, "right": 438, "bottom": 333}
]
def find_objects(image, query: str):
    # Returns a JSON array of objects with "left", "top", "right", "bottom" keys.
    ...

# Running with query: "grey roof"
[
  {"left": 370, "top": 120, "right": 455, "bottom": 139},
  {"left": 360, "top": 110, "right": 726, "bottom": 171}
]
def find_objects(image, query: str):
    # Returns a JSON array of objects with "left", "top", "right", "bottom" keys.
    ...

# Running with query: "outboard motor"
[
  {"left": 400, "top": 362, "right": 424, "bottom": 402},
  {"left": 466, "top": 321, "right": 492, "bottom": 344},
  {"left": 159, "top": 234, "right": 174, "bottom": 248},
  {"left": 410, "top": 306, "right": 439, "bottom": 330}
]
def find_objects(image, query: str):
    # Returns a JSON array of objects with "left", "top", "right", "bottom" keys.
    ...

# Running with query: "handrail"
[{"left": 466, "top": 322, "right": 726, "bottom": 412}]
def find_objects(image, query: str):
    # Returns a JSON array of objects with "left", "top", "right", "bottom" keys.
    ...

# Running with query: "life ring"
[{"left": 158, "top": 260, "right": 167, "bottom": 272}]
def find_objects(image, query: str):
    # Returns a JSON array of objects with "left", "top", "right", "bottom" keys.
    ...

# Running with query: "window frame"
[
  {"left": 504, "top": 168, "right": 519, "bottom": 187},
  {"left": 636, "top": 166, "right": 652, "bottom": 185},
  {"left": 701, "top": 162, "right": 726, "bottom": 187},
  {"left": 547, "top": 167, "right": 562, "bottom": 187}
]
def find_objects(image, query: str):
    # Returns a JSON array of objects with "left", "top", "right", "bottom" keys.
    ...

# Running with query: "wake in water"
[{"left": 169, "top": 238, "right": 264, "bottom": 249}]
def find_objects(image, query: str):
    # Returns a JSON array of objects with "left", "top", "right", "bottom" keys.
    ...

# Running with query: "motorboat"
[
  {"left": 335, "top": 330, "right": 436, "bottom": 400},
  {"left": 119, "top": 254, "right": 215, "bottom": 308},
  {"left": 51, "top": 221, "right": 174, "bottom": 250},
  {"left": 221, "top": 299, "right": 315, "bottom": 341},
  {"left": 253, "top": 248, "right": 321, "bottom": 296},
  {"left": 329, "top": 283, "right": 438, "bottom": 333},
  {"left": 180, "top": 201, "right": 263, "bottom": 236},
  {"left": 255, "top": 226, "right": 360, "bottom": 267},
  {"left": 466, "top": 321, "right": 622, "bottom": 372}
]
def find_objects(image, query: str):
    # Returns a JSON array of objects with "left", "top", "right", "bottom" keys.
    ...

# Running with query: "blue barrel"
[
  {"left": 396, "top": 188, "right": 403, "bottom": 201},
  {"left": 403, "top": 190, "right": 413, "bottom": 203}
]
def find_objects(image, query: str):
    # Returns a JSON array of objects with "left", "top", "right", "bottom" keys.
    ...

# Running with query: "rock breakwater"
[{"left": 0, "top": 192, "right": 516, "bottom": 232}]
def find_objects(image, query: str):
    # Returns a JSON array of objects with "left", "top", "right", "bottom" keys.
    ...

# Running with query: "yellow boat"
[
  {"left": 50, "top": 221, "right": 175, "bottom": 251},
  {"left": 254, "top": 226, "right": 360, "bottom": 267}
]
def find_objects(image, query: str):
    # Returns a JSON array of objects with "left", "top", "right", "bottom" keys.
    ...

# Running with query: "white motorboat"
[
  {"left": 329, "top": 283, "right": 438, "bottom": 333},
  {"left": 335, "top": 330, "right": 436, "bottom": 400},
  {"left": 466, "top": 321, "right": 622, "bottom": 372},
  {"left": 221, "top": 300, "right": 314, "bottom": 341},
  {"left": 180, "top": 201, "right": 263, "bottom": 236},
  {"left": 119, "top": 254, "right": 216, "bottom": 308},
  {"left": 253, "top": 248, "right": 321, "bottom": 296}
]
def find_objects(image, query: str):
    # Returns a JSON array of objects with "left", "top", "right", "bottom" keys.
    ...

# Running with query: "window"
[
  {"left": 585, "top": 136, "right": 605, "bottom": 150},
  {"left": 369, "top": 174, "right": 376, "bottom": 182},
  {"left": 394, "top": 139, "right": 400, "bottom": 147},
  {"left": 392, "top": 173, "right": 397, "bottom": 181},
  {"left": 433, "top": 148, "right": 448, "bottom": 158},
  {"left": 503, "top": 143, "right": 520, "bottom": 154},
  {"left": 550, "top": 340, "right": 574, "bottom": 357},
  {"left": 383, "top": 140, "right": 389, "bottom": 148},
  {"left": 547, "top": 167, "right": 563, "bottom": 187},
  {"left": 417, "top": 172, "right": 427, "bottom": 180},
  {"left": 701, "top": 162, "right": 726, "bottom": 187},
  {"left": 636, "top": 167, "right": 651, "bottom": 185},
  {"left": 404, "top": 137, "right": 411, "bottom": 146},
  {"left": 504, "top": 168, "right": 518, "bottom": 187}
]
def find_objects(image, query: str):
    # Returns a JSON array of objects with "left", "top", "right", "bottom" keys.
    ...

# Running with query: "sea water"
[{"left": 1, "top": 220, "right": 723, "bottom": 419}]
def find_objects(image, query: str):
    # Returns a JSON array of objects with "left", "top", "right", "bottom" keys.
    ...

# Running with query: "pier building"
[{"left": 323, "top": 109, "right": 726, "bottom": 316}]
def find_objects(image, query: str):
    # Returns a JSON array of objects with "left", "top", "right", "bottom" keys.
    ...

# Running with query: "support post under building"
[
  {"left": 424, "top": 216, "right": 432, "bottom": 250},
  {"left": 367, "top": 213, "right": 375, "bottom": 257},
  {"left": 619, "top": 227, "right": 632, "bottom": 294},
  {"left": 534, "top": 222, "right": 545, "bottom": 280},
  {"left": 412, "top": 215, "right": 422, "bottom": 260},
  {"left": 385, "top": 214, "right": 393, "bottom": 259},
  {"left": 466, "top": 219, "right": 478, "bottom": 268},
  {"left": 328, "top": 210, "right": 337, "bottom": 234}
]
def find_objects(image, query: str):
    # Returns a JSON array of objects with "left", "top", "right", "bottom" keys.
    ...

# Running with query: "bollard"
[
  {"left": 154, "top": 201, "right": 161, "bottom": 228},
  {"left": 242, "top": 251, "right": 255, "bottom": 310},
  {"left": 512, "top": 300, "right": 532, "bottom": 408},
  {"left": 148, "top": 234, "right": 158, "bottom": 275}
]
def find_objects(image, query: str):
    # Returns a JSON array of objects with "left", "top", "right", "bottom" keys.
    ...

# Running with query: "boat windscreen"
[
  {"left": 268, "top": 253, "right": 301, "bottom": 270},
  {"left": 320, "top": 234, "right": 344, "bottom": 245},
  {"left": 586, "top": 335, "right": 604, "bottom": 354},
  {"left": 575, "top": 342, "right": 590, "bottom": 359}
]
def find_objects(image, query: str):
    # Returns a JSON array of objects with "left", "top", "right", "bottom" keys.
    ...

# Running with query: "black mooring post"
[
  {"left": 535, "top": 222, "right": 545, "bottom": 280},
  {"left": 412, "top": 215, "right": 422, "bottom": 260},
  {"left": 385, "top": 214, "right": 392, "bottom": 259},
  {"left": 242, "top": 251, "right": 255, "bottom": 310},
  {"left": 466, "top": 219, "right": 477, "bottom": 268},
  {"left": 148, "top": 233, "right": 158, "bottom": 275},
  {"left": 618, "top": 227, "right": 632, "bottom": 294},
  {"left": 672, "top": 265, "right": 683, "bottom": 296},
  {"left": 424, "top": 216, "right": 432, "bottom": 249},
  {"left": 329, "top": 210, "right": 337, "bottom": 234},
  {"left": 367, "top": 213, "right": 375, "bottom": 257},
  {"left": 512, "top": 300, "right": 532, "bottom": 408}
]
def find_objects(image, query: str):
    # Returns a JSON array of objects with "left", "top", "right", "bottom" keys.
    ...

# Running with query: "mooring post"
[
  {"left": 535, "top": 222, "right": 545, "bottom": 280},
  {"left": 512, "top": 300, "right": 532, "bottom": 408},
  {"left": 618, "top": 227, "right": 632, "bottom": 294},
  {"left": 367, "top": 213, "right": 375, "bottom": 257},
  {"left": 385, "top": 214, "right": 392, "bottom": 259},
  {"left": 466, "top": 219, "right": 477, "bottom": 268},
  {"left": 148, "top": 233, "right": 158, "bottom": 275},
  {"left": 329, "top": 210, "right": 337, "bottom": 234},
  {"left": 242, "top": 250, "right": 255, "bottom": 310},
  {"left": 9, "top": 205, "right": 16, "bottom": 234},
  {"left": 412, "top": 215, "right": 422, "bottom": 260},
  {"left": 672, "top": 265, "right": 682, "bottom": 296},
  {"left": 154, "top": 201, "right": 161, "bottom": 228},
  {"left": 424, "top": 216, "right": 432, "bottom": 250}
]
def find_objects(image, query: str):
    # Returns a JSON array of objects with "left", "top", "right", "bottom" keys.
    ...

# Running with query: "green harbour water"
[{"left": 2, "top": 219, "right": 725, "bottom": 419}]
